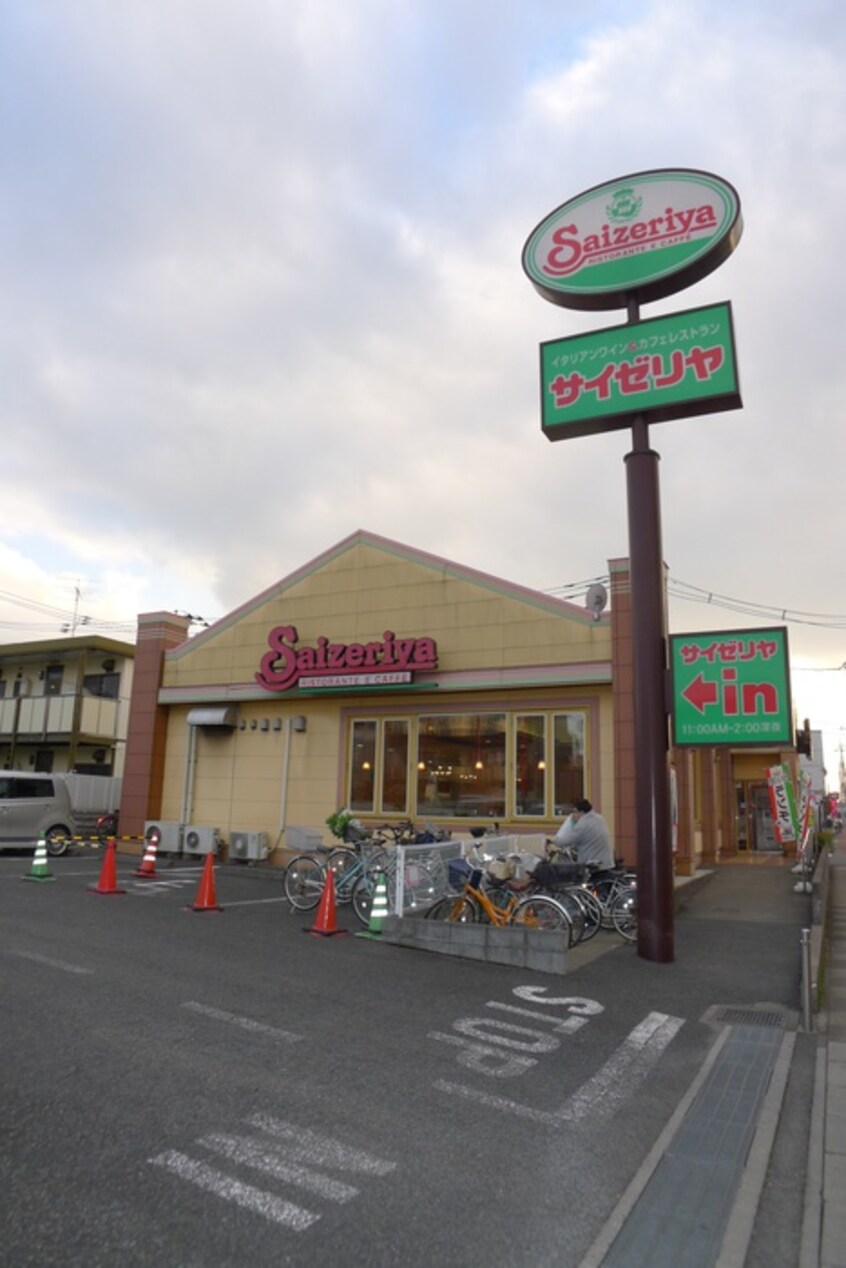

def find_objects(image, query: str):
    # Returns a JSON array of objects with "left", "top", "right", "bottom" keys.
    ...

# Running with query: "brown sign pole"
[{"left": 625, "top": 297, "right": 674, "bottom": 963}]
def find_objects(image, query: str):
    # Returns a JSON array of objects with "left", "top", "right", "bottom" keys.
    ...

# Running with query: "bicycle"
[
  {"left": 463, "top": 846, "right": 597, "bottom": 945},
  {"left": 348, "top": 844, "right": 440, "bottom": 924},
  {"left": 284, "top": 830, "right": 438, "bottom": 925},
  {"left": 543, "top": 842, "right": 637, "bottom": 941},
  {"left": 425, "top": 865, "right": 577, "bottom": 943},
  {"left": 284, "top": 834, "right": 387, "bottom": 912}
]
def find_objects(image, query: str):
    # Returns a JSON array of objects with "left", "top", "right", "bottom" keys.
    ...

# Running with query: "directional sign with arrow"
[{"left": 669, "top": 627, "right": 792, "bottom": 747}]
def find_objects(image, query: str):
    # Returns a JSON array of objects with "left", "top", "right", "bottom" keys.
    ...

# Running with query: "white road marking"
[
  {"left": 149, "top": 1150, "right": 318, "bottom": 1229},
  {"left": 149, "top": 1117, "right": 397, "bottom": 1233},
  {"left": 10, "top": 949, "right": 93, "bottom": 975},
  {"left": 247, "top": 1115, "right": 397, "bottom": 1176},
  {"left": 432, "top": 1079, "right": 562, "bottom": 1123},
  {"left": 200, "top": 1133, "right": 359, "bottom": 1202},
  {"left": 182, "top": 1001, "right": 303, "bottom": 1042},
  {"left": 566, "top": 1011, "right": 684, "bottom": 1121},
  {"left": 130, "top": 878, "right": 199, "bottom": 894},
  {"left": 215, "top": 896, "right": 288, "bottom": 907},
  {"left": 450, "top": 1016, "right": 560, "bottom": 1051},
  {"left": 487, "top": 998, "right": 601, "bottom": 1034},
  {"left": 435, "top": 1010, "right": 684, "bottom": 1123}
]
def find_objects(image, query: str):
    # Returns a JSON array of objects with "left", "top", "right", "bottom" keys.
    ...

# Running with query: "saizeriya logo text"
[
  {"left": 542, "top": 200, "right": 719, "bottom": 278},
  {"left": 255, "top": 626, "right": 438, "bottom": 692}
]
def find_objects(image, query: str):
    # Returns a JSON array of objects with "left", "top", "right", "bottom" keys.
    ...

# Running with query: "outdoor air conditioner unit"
[
  {"left": 144, "top": 820, "right": 183, "bottom": 853},
  {"left": 183, "top": 825, "right": 220, "bottom": 856},
  {"left": 229, "top": 830, "right": 269, "bottom": 862}
]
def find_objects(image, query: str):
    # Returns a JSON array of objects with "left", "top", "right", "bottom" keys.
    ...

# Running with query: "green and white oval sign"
[{"left": 522, "top": 168, "right": 742, "bottom": 311}]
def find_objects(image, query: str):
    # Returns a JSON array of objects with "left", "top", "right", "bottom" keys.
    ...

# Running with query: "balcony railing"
[{"left": 0, "top": 693, "right": 124, "bottom": 739}]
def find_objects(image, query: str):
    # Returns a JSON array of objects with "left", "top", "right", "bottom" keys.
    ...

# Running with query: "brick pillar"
[
  {"left": 609, "top": 558, "right": 636, "bottom": 867},
  {"left": 719, "top": 752, "right": 738, "bottom": 858},
  {"left": 700, "top": 748, "right": 719, "bottom": 865},
  {"left": 673, "top": 748, "right": 696, "bottom": 876},
  {"left": 119, "top": 612, "right": 190, "bottom": 838}
]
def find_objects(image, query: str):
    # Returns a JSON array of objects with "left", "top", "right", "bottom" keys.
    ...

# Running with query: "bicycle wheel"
[
  {"left": 590, "top": 876, "right": 619, "bottom": 928},
  {"left": 610, "top": 887, "right": 637, "bottom": 942},
  {"left": 424, "top": 894, "right": 479, "bottom": 923},
  {"left": 283, "top": 855, "right": 326, "bottom": 911},
  {"left": 352, "top": 874, "right": 378, "bottom": 925},
  {"left": 402, "top": 861, "right": 438, "bottom": 911},
  {"left": 547, "top": 890, "right": 587, "bottom": 945},
  {"left": 362, "top": 846, "right": 390, "bottom": 879},
  {"left": 510, "top": 895, "right": 573, "bottom": 940},
  {"left": 568, "top": 887, "right": 603, "bottom": 942},
  {"left": 326, "top": 848, "right": 358, "bottom": 903}
]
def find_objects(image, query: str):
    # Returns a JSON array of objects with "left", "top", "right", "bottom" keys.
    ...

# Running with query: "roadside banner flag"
[{"left": 767, "top": 764, "right": 799, "bottom": 844}]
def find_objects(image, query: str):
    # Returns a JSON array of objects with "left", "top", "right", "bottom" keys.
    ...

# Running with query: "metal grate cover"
[{"left": 712, "top": 1006, "right": 786, "bottom": 1028}]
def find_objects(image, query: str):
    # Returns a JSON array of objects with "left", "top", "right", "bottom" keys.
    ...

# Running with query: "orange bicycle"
[{"left": 425, "top": 866, "right": 576, "bottom": 940}]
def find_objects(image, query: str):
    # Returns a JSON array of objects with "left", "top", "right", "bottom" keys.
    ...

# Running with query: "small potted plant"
[{"left": 326, "top": 808, "right": 355, "bottom": 841}]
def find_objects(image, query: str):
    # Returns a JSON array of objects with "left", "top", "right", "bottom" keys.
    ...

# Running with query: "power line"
[
  {"left": 667, "top": 579, "right": 846, "bottom": 628},
  {"left": 544, "top": 573, "right": 846, "bottom": 630}
]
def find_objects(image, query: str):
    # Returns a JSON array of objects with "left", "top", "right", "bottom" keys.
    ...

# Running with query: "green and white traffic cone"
[
  {"left": 23, "top": 836, "right": 55, "bottom": 883},
  {"left": 361, "top": 870, "right": 390, "bottom": 938}
]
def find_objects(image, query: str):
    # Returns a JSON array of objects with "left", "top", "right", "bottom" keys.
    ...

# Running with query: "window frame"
[{"left": 345, "top": 706, "right": 589, "bottom": 822}]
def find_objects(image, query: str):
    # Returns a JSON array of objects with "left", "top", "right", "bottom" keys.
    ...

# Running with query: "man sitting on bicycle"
[{"left": 551, "top": 799, "right": 614, "bottom": 874}]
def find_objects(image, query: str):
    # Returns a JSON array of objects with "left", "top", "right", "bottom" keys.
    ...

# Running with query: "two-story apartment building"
[{"left": 0, "top": 636, "right": 135, "bottom": 775}]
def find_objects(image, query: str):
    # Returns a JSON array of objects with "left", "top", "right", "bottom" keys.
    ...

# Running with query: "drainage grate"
[{"left": 713, "top": 1006, "right": 786, "bottom": 1028}]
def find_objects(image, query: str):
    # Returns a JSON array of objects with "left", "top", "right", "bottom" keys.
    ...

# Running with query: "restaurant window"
[
  {"left": 515, "top": 715, "right": 546, "bottom": 817},
  {"left": 416, "top": 713, "right": 506, "bottom": 818},
  {"left": 349, "top": 720, "right": 377, "bottom": 812},
  {"left": 553, "top": 713, "right": 585, "bottom": 814},
  {"left": 348, "top": 718, "right": 410, "bottom": 814},
  {"left": 382, "top": 720, "right": 409, "bottom": 812}
]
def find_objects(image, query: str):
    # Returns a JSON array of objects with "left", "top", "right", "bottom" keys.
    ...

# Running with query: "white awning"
[{"left": 186, "top": 706, "right": 238, "bottom": 728}]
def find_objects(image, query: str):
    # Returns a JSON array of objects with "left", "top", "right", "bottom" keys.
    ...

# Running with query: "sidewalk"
[{"left": 803, "top": 832, "right": 846, "bottom": 1268}]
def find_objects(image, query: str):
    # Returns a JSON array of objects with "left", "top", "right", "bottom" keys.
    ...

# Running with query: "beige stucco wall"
[
  {"left": 162, "top": 540, "right": 610, "bottom": 691},
  {"left": 154, "top": 536, "right": 616, "bottom": 857}
]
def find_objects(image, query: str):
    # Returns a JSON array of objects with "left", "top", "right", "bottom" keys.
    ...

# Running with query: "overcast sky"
[{"left": 3, "top": 1, "right": 846, "bottom": 778}]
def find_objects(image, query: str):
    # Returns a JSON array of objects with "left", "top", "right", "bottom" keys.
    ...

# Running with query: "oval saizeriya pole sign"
[{"left": 522, "top": 168, "right": 742, "bottom": 311}]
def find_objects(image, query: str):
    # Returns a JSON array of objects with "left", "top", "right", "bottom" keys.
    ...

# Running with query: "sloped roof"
[{"left": 169, "top": 528, "right": 605, "bottom": 659}]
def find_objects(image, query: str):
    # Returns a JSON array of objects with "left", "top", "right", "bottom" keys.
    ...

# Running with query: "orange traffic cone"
[
  {"left": 134, "top": 836, "right": 160, "bottom": 879},
  {"left": 187, "top": 852, "right": 222, "bottom": 912},
  {"left": 307, "top": 866, "right": 346, "bottom": 937},
  {"left": 88, "top": 838, "right": 126, "bottom": 895}
]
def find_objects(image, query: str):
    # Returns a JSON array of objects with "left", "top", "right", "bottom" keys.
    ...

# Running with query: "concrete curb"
[
  {"left": 378, "top": 915, "right": 570, "bottom": 974},
  {"left": 800, "top": 1043, "right": 826, "bottom": 1266}
]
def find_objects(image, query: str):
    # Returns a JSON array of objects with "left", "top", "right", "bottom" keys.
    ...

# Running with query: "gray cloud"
[{"left": 2, "top": 0, "right": 846, "bottom": 756}]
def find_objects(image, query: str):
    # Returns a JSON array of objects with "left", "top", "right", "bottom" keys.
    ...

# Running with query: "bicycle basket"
[
  {"left": 486, "top": 857, "right": 516, "bottom": 881},
  {"left": 534, "top": 860, "right": 585, "bottom": 888}
]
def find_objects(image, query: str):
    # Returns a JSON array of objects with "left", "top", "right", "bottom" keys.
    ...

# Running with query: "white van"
[{"left": 0, "top": 772, "right": 77, "bottom": 855}]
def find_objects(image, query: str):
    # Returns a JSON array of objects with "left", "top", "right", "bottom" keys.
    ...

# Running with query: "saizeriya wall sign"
[{"left": 256, "top": 626, "right": 438, "bottom": 692}]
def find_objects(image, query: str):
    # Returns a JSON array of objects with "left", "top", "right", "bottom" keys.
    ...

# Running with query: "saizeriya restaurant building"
[{"left": 118, "top": 530, "right": 798, "bottom": 870}]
